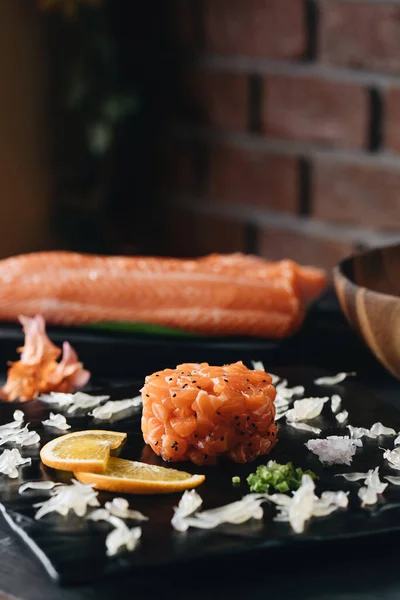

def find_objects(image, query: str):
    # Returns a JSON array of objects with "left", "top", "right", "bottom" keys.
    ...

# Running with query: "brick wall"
[{"left": 158, "top": 0, "right": 400, "bottom": 270}]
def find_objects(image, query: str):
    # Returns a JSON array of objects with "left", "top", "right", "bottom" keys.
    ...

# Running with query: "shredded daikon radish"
[
  {"left": 19, "top": 481, "right": 60, "bottom": 493},
  {"left": 331, "top": 395, "right": 342, "bottom": 414},
  {"left": 106, "top": 523, "right": 141, "bottom": 557},
  {"left": 358, "top": 468, "right": 387, "bottom": 506},
  {"left": 336, "top": 410, "right": 349, "bottom": 424},
  {"left": 42, "top": 412, "right": 71, "bottom": 431},
  {"left": 385, "top": 476, "right": 400, "bottom": 485},
  {"left": 285, "top": 397, "right": 328, "bottom": 422},
  {"left": 314, "top": 372, "right": 356, "bottom": 386},
  {"left": 0, "top": 449, "right": 31, "bottom": 478},
  {"left": 13, "top": 410, "right": 24, "bottom": 423},
  {"left": 267, "top": 474, "right": 348, "bottom": 533},
  {"left": 383, "top": 447, "right": 400, "bottom": 470},
  {"left": 171, "top": 492, "right": 265, "bottom": 532},
  {"left": 91, "top": 398, "right": 142, "bottom": 421},
  {"left": 40, "top": 391, "right": 110, "bottom": 413},
  {"left": 0, "top": 424, "right": 40, "bottom": 447},
  {"left": 347, "top": 425, "right": 370, "bottom": 441},
  {"left": 287, "top": 422, "right": 321, "bottom": 435},
  {"left": 34, "top": 479, "right": 99, "bottom": 519},
  {"left": 104, "top": 498, "right": 148, "bottom": 521},
  {"left": 369, "top": 422, "right": 396, "bottom": 437},
  {"left": 305, "top": 436, "right": 359, "bottom": 465},
  {"left": 335, "top": 472, "right": 370, "bottom": 482}
]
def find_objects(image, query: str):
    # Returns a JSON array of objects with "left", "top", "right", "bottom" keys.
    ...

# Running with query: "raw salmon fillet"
[
  {"left": 141, "top": 361, "right": 278, "bottom": 465},
  {"left": 0, "top": 251, "right": 327, "bottom": 338}
]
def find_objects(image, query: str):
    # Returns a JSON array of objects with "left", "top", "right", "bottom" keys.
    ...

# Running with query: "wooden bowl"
[{"left": 333, "top": 243, "right": 400, "bottom": 380}]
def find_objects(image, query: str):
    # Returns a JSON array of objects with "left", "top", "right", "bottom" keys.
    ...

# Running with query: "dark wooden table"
[{"left": 2, "top": 294, "right": 400, "bottom": 600}]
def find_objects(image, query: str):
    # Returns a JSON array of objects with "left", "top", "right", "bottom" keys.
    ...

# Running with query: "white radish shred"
[
  {"left": 287, "top": 422, "right": 321, "bottom": 435},
  {"left": 314, "top": 372, "right": 356, "bottom": 386},
  {"left": 331, "top": 395, "right": 342, "bottom": 414},
  {"left": 42, "top": 413, "right": 71, "bottom": 431},
  {"left": 19, "top": 481, "right": 61, "bottom": 493},
  {"left": 276, "top": 384, "right": 305, "bottom": 400},
  {"left": 347, "top": 425, "right": 370, "bottom": 441},
  {"left": 385, "top": 476, "right": 400, "bottom": 485},
  {"left": 104, "top": 498, "right": 148, "bottom": 521},
  {"left": 106, "top": 522, "right": 141, "bottom": 557},
  {"left": 0, "top": 449, "right": 31, "bottom": 478},
  {"left": 336, "top": 410, "right": 349, "bottom": 424},
  {"left": 394, "top": 435, "right": 400, "bottom": 446},
  {"left": 383, "top": 447, "right": 400, "bottom": 470},
  {"left": 335, "top": 472, "right": 371, "bottom": 482},
  {"left": 0, "top": 424, "right": 40, "bottom": 448},
  {"left": 13, "top": 410, "right": 24, "bottom": 423},
  {"left": 67, "top": 393, "right": 111, "bottom": 414},
  {"left": 267, "top": 474, "right": 348, "bottom": 533},
  {"left": 91, "top": 397, "right": 142, "bottom": 421},
  {"left": 40, "top": 392, "right": 110, "bottom": 413},
  {"left": 34, "top": 479, "right": 100, "bottom": 519},
  {"left": 369, "top": 422, "right": 396, "bottom": 437},
  {"left": 171, "top": 492, "right": 265, "bottom": 533},
  {"left": 285, "top": 397, "right": 328, "bottom": 422},
  {"left": 305, "top": 436, "right": 359, "bottom": 465},
  {"left": 358, "top": 468, "right": 387, "bottom": 506},
  {"left": 275, "top": 411, "right": 288, "bottom": 422}
]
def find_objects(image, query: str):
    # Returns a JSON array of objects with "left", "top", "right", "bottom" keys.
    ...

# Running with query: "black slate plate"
[{"left": 1, "top": 365, "right": 400, "bottom": 585}]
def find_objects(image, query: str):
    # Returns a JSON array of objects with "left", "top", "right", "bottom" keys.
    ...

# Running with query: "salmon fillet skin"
[{"left": 0, "top": 251, "right": 327, "bottom": 338}]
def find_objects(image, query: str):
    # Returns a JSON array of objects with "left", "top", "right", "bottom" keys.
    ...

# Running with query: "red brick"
[
  {"left": 204, "top": 0, "right": 306, "bottom": 59},
  {"left": 262, "top": 75, "right": 368, "bottom": 149},
  {"left": 319, "top": 1, "right": 400, "bottom": 74},
  {"left": 209, "top": 145, "right": 298, "bottom": 212},
  {"left": 182, "top": 69, "right": 248, "bottom": 132},
  {"left": 259, "top": 227, "right": 354, "bottom": 270},
  {"left": 384, "top": 88, "right": 400, "bottom": 153},
  {"left": 161, "top": 207, "right": 246, "bottom": 257},
  {"left": 157, "top": 139, "right": 199, "bottom": 197},
  {"left": 313, "top": 159, "right": 400, "bottom": 230}
]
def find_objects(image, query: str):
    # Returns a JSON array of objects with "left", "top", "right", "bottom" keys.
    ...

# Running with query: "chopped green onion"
[
  {"left": 232, "top": 476, "right": 241, "bottom": 486},
  {"left": 246, "top": 461, "right": 318, "bottom": 494}
]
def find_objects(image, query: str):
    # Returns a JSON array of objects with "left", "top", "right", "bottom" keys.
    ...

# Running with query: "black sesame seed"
[
  {"left": 262, "top": 379, "right": 266, "bottom": 383},
  {"left": 145, "top": 394, "right": 149, "bottom": 397},
  {"left": 194, "top": 434, "right": 198, "bottom": 438},
  {"left": 246, "top": 379, "right": 250, "bottom": 382},
  {"left": 174, "top": 447, "right": 178, "bottom": 451},
  {"left": 267, "top": 431, "right": 270, "bottom": 436},
  {"left": 223, "top": 378, "right": 228, "bottom": 383},
  {"left": 271, "top": 431, "right": 275, "bottom": 436},
  {"left": 155, "top": 441, "right": 159, "bottom": 446},
  {"left": 197, "top": 386, "right": 201, "bottom": 390},
  {"left": 172, "top": 394, "right": 177, "bottom": 398},
  {"left": 216, "top": 411, "right": 221, "bottom": 415},
  {"left": 248, "top": 442, "right": 253, "bottom": 447},
  {"left": 182, "top": 384, "right": 188, "bottom": 389},
  {"left": 248, "top": 387, "right": 251, "bottom": 390},
  {"left": 246, "top": 416, "right": 250, "bottom": 421},
  {"left": 220, "top": 436, "right": 224, "bottom": 441},
  {"left": 252, "top": 423, "right": 256, "bottom": 428},
  {"left": 234, "top": 415, "right": 239, "bottom": 420},
  {"left": 194, "top": 412, "right": 197, "bottom": 417},
  {"left": 155, "top": 374, "right": 159, "bottom": 377},
  {"left": 192, "top": 380, "right": 197, "bottom": 384}
]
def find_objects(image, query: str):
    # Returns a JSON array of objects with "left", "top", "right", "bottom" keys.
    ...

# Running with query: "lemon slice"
[
  {"left": 74, "top": 457, "right": 205, "bottom": 494},
  {"left": 40, "top": 430, "right": 127, "bottom": 474}
]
